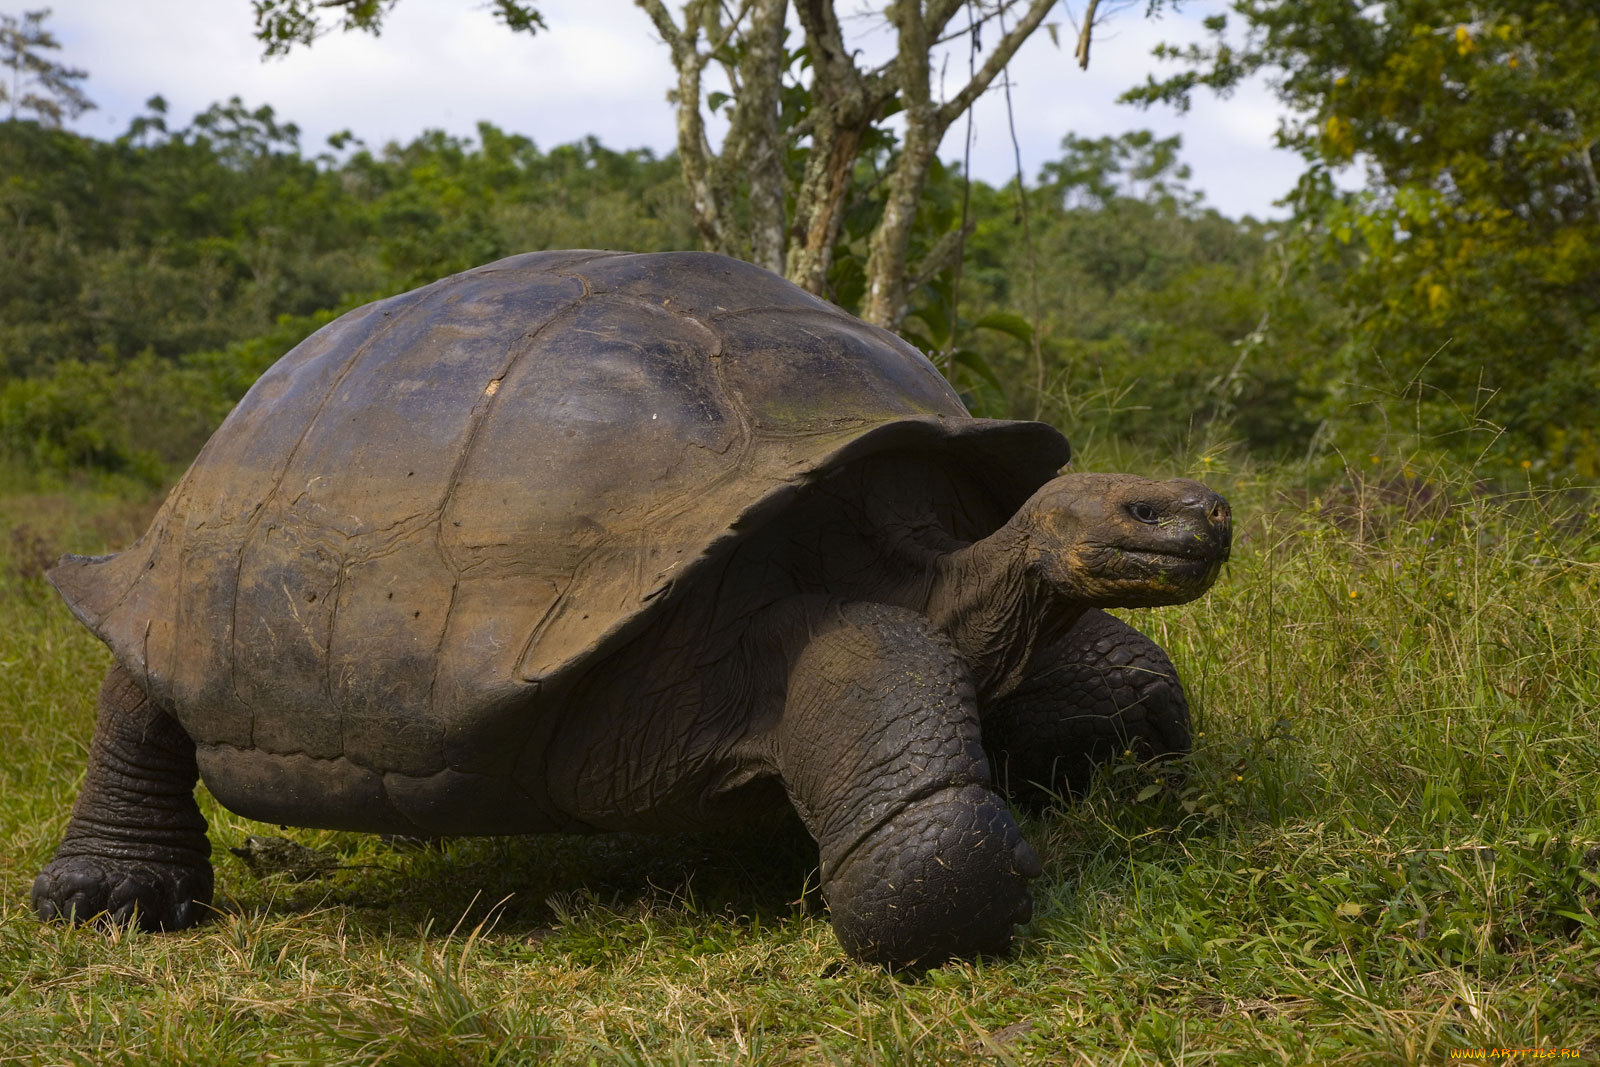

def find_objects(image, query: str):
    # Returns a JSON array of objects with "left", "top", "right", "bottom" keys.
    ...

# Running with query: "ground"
[{"left": 1, "top": 452, "right": 1597, "bottom": 1065}]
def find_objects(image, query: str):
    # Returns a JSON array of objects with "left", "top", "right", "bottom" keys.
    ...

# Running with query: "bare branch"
[
  {"left": 786, "top": 0, "right": 877, "bottom": 293},
  {"left": 925, "top": 0, "right": 965, "bottom": 40},
  {"left": 895, "top": 0, "right": 933, "bottom": 114},
  {"left": 635, "top": 0, "right": 685, "bottom": 47},
  {"left": 793, "top": 0, "right": 856, "bottom": 87},
  {"left": 863, "top": 0, "right": 939, "bottom": 327},
  {"left": 930, "top": 6, "right": 1013, "bottom": 49},
  {"left": 935, "top": 0, "right": 1058, "bottom": 133},
  {"left": 732, "top": 0, "right": 789, "bottom": 271},
  {"left": 705, "top": 0, "right": 785, "bottom": 269},
  {"left": 1075, "top": 0, "right": 1101, "bottom": 69},
  {"left": 705, "top": 0, "right": 758, "bottom": 100},
  {"left": 705, "top": 0, "right": 757, "bottom": 57},
  {"left": 908, "top": 220, "right": 976, "bottom": 291},
  {"left": 636, "top": 0, "right": 732, "bottom": 251}
]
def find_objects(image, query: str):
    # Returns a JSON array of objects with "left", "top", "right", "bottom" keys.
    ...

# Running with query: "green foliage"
[
  {"left": 1, "top": 102, "right": 695, "bottom": 482},
  {"left": 0, "top": 307, "right": 353, "bottom": 485},
  {"left": 1129, "top": 0, "right": 1600, "bottom": 478},
  {"left": 1, "top": 96, "right": 367, "bottom": 377},
  {"left": 0, "top": 11, "right": 1330, "bottom": 477},
  {"left": 0, "top": 8, "right": 92, "bottom": 126},
  {"left": 6, "top": 103, "right": 1285, "bottom": 480},
  {"left": 253, "top": 0, "right": 544, "bottom": 57},
  {"left": 892, "top": 158, "right": 1033, "bottom": 418},
  {"left": 934, "top": 131, "right": 1320, "bottom": 456},
  {"left": 1, "top": 99, "right": 692, "bottom": 378},
  {"left": 812, "top": 128, "right": 1309, "bottom": 449}
]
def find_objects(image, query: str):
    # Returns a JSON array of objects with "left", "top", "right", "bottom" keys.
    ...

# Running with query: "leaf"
[
  {"left": 707, "top": 91, "right": 732, "bottom": 113},
  {"left": 1135, "top": 783, "right": 1163, "bottom": 802},
  {"left": 953, "top": 349, "right": 1005, "bottom": 394},
  {"left": 490, "top": 0, "right": 546, "bottom": 35},
  {"left": 910, "top": 299, "right": 950, "bottom": 342},
  {"left": 972, "top": 311, "right": 1034, "bottom": 345},
  {"left": 1335, "top": 902, "right": 1364, "bottom": 919}
]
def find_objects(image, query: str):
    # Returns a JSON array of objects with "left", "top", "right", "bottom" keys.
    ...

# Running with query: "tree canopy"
[
  {"left": 2, "top": 89, "right": 1276, "bottom": 481},
  {"left": 248, "top": 0, "right": 1167, "bottom": 335},
  {"left": 1, "top": 7, "right": 92, "bottom": 125},
  {"left": 1130, "top": 0, "right": 1600, "bottom": 475},
  {"left": 6, "top": 5, "right": 1599, "bottom": 485},
  {"left": 0, "top": 97, "right": 695, "bottom": 478}
]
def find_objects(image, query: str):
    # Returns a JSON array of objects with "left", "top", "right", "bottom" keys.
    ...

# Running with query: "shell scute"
[{"left": 713, "top": 307, "right": 961, "bottom": 435}]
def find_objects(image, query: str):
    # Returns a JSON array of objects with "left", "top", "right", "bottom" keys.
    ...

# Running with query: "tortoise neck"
[{"left": 925, "top": 521, "right": 1084, "bottom": 702}]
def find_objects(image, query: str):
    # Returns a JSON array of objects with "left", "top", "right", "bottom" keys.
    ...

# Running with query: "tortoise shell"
[{"left": 51, "top": 250, "right": 1067, "bottom": 806}]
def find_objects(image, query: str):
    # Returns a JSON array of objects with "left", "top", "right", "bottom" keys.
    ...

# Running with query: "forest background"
[{"left": 4, "top": 2, "right": 1597, "bottom": 489}]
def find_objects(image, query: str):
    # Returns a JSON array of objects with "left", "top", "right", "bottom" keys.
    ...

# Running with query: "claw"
[{"left": 32, "top": 854, "right": 212, "bottom": 932}]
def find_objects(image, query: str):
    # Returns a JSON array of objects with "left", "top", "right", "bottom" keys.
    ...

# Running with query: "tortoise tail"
[
  {"left": 47, "top": 526, "right": 168, "bottom": 683},
  {"left": 47, "top": 552, "right": 127, "bottom": 632}
]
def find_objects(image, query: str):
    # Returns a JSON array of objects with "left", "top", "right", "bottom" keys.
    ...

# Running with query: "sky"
[{"left": 41, "top": 0, "right": 1316, "bottom": 220}]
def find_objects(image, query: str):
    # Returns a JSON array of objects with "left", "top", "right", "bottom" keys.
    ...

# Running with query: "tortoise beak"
[{"left": 1173, "top": 480, "right": 1232, "bottom": 562}]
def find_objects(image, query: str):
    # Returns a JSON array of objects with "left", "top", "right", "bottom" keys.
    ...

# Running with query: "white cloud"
[{"left": 48, "top": 0, "right": 1313, "bottom": 218}]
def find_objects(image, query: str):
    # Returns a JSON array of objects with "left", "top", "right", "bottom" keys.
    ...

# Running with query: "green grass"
[{"left": 1, "top": 455, "right": 1598, "bottom": 1065}]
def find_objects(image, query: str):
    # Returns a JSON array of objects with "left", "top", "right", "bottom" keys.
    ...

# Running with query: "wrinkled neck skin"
[{"left": 920, "top": 522, "right": 1084, "bottom": 703}]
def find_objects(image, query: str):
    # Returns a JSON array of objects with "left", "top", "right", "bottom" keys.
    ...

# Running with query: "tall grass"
[{"left": 0, "top": 453, "right": 1596, "bottom": 1064}]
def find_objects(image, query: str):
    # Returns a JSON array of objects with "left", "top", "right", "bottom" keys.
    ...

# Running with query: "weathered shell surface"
[{"left": 52, "top": 251, "right": 1067, "bottom": 806}]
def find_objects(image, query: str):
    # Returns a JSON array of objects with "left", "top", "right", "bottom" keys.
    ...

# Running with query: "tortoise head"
[{"left": 1016, "top": 472, "right": 1232, "bottom": 607}]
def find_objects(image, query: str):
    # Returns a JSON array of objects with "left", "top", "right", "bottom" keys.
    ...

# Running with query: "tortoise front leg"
[
  {"left": 32, "top": 665, "right": 213, "bottom": 930},
  {"left": 984, "top": 609, "right": 1192, "bottom": 805},
  {"left": 771, "top": 601, "right": 1039, "bottom": 968}
]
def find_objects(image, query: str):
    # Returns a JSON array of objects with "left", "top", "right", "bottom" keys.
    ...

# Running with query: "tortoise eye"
[{"left": 1128, "top": 502, "right": 1161, "bottom": 524}]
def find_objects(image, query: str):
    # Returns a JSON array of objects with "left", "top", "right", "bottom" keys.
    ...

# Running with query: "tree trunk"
[
  {"left": 786, "top": 117, "right": 864, "bottom": 296},
  {"left": 740, "top": 0, "right": 788, "bottom": 274},
  {"left": 862, "top": 0, "right": 935, "bottom": 329},
  {"left": 644, "top": 0, "right": 1064, "bottom": 331}
]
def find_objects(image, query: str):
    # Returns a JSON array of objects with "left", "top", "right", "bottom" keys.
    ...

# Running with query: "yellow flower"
[
  {"left": 1455, "top": 24, "right": 1474, "bottom": 55},
  {"left": 1521, "top": 459, "right": 1532, "bottom": 469},
  {"left": 1348, "top": 589, "right": 1359, "bottom": 599}
]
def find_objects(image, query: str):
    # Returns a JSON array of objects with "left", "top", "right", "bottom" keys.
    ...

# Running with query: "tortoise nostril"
[{"left": 1210, "top": 499, "right": 1230, "bottom": 524}]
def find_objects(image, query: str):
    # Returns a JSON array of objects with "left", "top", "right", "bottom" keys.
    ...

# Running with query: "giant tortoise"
[{"left": 34, "top": 250, "right": 1230, "bottom": 967}]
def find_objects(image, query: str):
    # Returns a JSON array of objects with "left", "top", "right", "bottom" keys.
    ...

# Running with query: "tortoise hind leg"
[
  {"left": 32, "top": 664, "right": 213, "bottom": 930},
  {"left": 985, "top": 609, "right": 1192, "bottom": 806}
]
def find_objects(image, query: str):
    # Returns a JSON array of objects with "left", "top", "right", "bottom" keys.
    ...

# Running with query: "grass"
[{"left": 1, "top": 453, "right": 1598, "bottom": 1064}]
